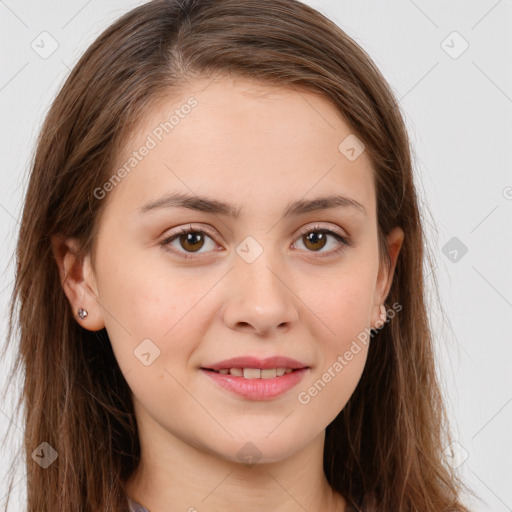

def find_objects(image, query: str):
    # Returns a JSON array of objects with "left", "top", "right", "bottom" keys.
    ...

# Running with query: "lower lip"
[{"left": 200, "top": 368, "right": 309, "bottom": 400}]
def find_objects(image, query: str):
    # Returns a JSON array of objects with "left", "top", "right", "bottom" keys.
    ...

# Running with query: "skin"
[{"left": 52, "top": 75, "right": 403, "bottom": 512}]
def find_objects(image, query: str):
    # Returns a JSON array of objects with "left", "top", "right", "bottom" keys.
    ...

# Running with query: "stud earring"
[{"left": 77, "top": 308, "right": 88, "bottom": 320}]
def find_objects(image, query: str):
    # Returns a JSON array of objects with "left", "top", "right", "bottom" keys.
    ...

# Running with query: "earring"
[
  {"left": 77, "top": 308, "right": 88, "bottom": 320},
  {"left": 380, "top": 304, "right": 387, "bottom": 321}
]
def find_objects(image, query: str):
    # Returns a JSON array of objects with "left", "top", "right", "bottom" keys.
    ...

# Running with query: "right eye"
[{"left": 159, "top": 224, "right": 220, "bottom": 259}]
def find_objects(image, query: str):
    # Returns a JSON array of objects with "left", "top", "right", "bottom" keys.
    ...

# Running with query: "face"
[{"left": 58, "top": 75, "right": 403, "bottom": 464}]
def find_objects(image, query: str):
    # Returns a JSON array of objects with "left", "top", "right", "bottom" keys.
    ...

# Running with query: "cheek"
[
  {"left": 295, "top": 264, "right": 375, "bottom": 413},
  {"left": 295, "top": 275, "right": 373, "bottom": 426},
  {"left": 303, "top": 263, "right": 377, "bottom": 342},
  {"left": 95, "top": 253, "right": 194, "bottom": 369},
  {"left": 295, "top": 342, "right": 369, "bottom": 438}
]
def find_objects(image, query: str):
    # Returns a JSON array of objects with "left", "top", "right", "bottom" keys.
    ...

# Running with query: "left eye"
[
  {"left": 293, "top": 227, "right": 348, "bottom": 254},
  {"left": 159, "top": 224, "right": 351, "bottom": 258}
]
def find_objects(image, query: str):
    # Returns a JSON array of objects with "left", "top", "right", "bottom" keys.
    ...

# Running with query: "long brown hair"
[{"left": 4, "top": 0, "right": 474, "bottom": 510}]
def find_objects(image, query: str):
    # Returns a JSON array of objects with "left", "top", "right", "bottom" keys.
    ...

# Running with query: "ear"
[
  {"left": 371, "top": 226, "right": 404, "bottom": 329},
  {"left": 51, "top": 234, "right": 105, "bottom": 331}
]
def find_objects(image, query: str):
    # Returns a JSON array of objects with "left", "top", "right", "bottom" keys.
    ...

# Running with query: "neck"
[{"left": 124, "top": 400, "right": 346, "bottom": 512}]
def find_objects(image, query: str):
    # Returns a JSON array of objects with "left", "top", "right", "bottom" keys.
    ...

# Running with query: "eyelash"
[{"left": 159, "top": 223, "right": 354, "bottom": 260}]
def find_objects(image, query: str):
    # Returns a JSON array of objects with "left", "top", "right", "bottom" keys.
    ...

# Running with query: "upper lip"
[{"left": 201, "top": 355, "right": 310, "bottom": 371}]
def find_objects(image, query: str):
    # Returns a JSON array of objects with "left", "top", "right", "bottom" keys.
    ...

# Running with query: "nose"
[{"left": 221, "top": 250, "right": 299, "bottom": 337}]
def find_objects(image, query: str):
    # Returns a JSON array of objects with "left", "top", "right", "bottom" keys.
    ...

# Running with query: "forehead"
[{"left": 106, "top": 75, "right": 376, "bottom": 219}]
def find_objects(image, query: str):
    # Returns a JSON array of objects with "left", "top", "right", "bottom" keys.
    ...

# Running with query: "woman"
[{"left": 4, "top": 0, "right": 474, "bottom": 510}]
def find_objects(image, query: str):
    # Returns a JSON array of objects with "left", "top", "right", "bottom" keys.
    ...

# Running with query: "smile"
[
  {"left": 206, "top": 367, "right": 296, "bottom": 378},
  {"left": 200, "top": 367, "right": 309, "bottom": 400}
]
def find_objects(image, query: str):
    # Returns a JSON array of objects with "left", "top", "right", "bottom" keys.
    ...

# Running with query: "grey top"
[{"left": 127, "top": 497, "right": 151, "bottom": 512}]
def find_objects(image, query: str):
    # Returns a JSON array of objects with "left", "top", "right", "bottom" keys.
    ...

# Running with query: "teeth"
[
  {"left": 243, "top": 368, "right": 261, "bottom": 379},
  {"left": 213, "top": 367, "right": 297, "bottom": 378},
  {"left": 261, "top": 368, "right": 276, "bottom": 379}
]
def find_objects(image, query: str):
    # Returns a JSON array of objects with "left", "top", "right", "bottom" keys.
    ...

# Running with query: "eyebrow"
[{"left": 137, "top": 192, "right": 367, "bottom": 219}]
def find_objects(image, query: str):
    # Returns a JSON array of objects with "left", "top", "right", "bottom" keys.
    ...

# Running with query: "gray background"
[{"left": 1, "top": 1, "right": 511, "bottom": 510}]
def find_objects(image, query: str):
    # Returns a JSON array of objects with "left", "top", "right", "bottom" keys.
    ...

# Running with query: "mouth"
[
  {"left": 199, "top": 355, "right": 310, "bottom": 399},
  {"left": 199, "top": 365, "right": 310, "bottom": 400},
  {"left": 200, "top": 367, "right": 305, "bottom": 378}
]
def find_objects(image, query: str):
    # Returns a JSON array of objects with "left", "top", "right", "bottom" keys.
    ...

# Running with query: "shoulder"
[{"left": 127, "top": 496, "right": 151, "bottom": 512}]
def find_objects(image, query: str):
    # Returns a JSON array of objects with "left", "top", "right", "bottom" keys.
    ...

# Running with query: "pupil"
[
  {"left": 305, "top": 232, "right": 326, "bottom": 251},
  {"left": 181, "top": 232, "right": 204, "bottom": 252}
]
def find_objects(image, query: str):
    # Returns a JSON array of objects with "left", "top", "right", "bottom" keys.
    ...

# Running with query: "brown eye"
[
  {"left": 160, "top": 225, "right": 218, "bottom": 258},
  {"left": 302, "top": 231, "right": 328, "bottom": 251},
  {"left": 293, "top": 225, "right": 352, "bottom": 257},
  {"left": 178, "top": 231, "right": 205, "bottom": 252}
]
